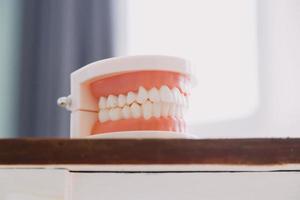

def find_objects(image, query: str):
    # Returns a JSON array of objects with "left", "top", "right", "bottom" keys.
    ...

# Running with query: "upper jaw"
[{"left": 99, "top": 85, "right": 188, "bottom": 109}]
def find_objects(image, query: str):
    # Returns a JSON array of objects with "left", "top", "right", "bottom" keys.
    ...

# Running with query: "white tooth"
[
  {"left": 169, "top": 87, "right": 175, "bottom": 102},
  {"left": 181, "top": 83, "right": 187, "bottom": 94},
  {"left": 153, "top": 102, "right": 161, "bottom": 118},
  {"left": 149, "top": 87, "right": 160, "bottom": 102},
  {"left": 178, "top": 92, "right": 184, "bottom": 105},
  {"left": 137, "top": 86, "right": 148, "bottom": 104},
  {"left": 172, "top": 87, "right": 181, "bottom": 105},
  {"left": 185, "top": 83, "right": 191, "bottom": 94},
  {"left": 121, "top": 105, "right": 131, "bottom": 119},
  {"left": 173, "top": 105, "right": 179, "bottom": 117},
  {"left": 99, "top": 97, "right": 107, "bottom": 109},
  {"left": 161, "top": 102, "right": 170, "bottom": 117},
  {"left": 109, "top": 107, "right": 121, "bottom": 121},
  {"left": 159, "top": 85, "right": 173, "bottom": 103},
  {"left": 183, "top": 106, "right": 188, "bottom": 116},
  {"left": 142, "top": 100, "right": 152, "bottom": 120},
  {"left": 107, "top": 95, "right": 118, "bottom": 108},
  {"left": 177, "top": 106, "right": 183, "bottom": 118},
  {"left": 183, "top": 95, "right": 189, "bottom": 108},
  {"left": 127, "top": 92, "right": 136, "bottom": 105},
  {"left": 98, "top": 109, "right": 109, "bottom": 122},
  {"left": 181, "top": 106, "right": 185, "bottom": 117},
  {"left": 168, "top": 103, "right": 176, "bottom": 116},
  {"left": 183, "top": 96, "right": 189, "bottom": 114},
  {"left": 130, "top": 102, "right": 141, "bottom": 118},
  {"left": 118, "top": 94, "right": 126, "bottom": 107},
  {"left": 181, "top": 95, "right": 189, "bottom": 109},
  {"left": 182, "top": 95, "right": 186, "bottom": 107}
]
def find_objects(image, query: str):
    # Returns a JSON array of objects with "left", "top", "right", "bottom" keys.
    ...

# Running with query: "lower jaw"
[{"left": 91, "top": 117, "right": 186, "bottom": 135}]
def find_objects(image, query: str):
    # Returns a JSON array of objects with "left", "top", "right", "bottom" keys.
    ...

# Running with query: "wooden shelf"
[{"left": 0, "top": 138, "right": 300, "bottom": 166}]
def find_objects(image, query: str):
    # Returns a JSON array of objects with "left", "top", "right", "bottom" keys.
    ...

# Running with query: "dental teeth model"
[{"left": 57, "top": 55, "right": 192, "bottom": 137}]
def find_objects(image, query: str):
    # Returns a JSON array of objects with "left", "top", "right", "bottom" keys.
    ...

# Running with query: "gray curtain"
[{"left": 18, "top": 0, "right": 114, "bottom": 137}]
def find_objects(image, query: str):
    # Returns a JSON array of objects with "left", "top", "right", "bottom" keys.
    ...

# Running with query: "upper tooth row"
[
  {"left": 99, "top": 101, "right": 186, "bottom": 123},
  {"left": 98, "top": 85, "right": 188, "bottom": 109}
]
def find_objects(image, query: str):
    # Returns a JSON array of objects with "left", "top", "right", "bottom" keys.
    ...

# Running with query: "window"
[{"left": 125, "top": 0, "right": 258, "bottom": 127}]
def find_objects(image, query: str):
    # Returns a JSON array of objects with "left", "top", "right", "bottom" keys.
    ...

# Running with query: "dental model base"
[{"left": 58, "top": 55, "right": 192, "bottom": 138}]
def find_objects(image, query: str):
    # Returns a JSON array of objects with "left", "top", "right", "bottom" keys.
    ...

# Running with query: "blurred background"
[{"left": 0, "top": 0, "right": 299, "bottom": 138}]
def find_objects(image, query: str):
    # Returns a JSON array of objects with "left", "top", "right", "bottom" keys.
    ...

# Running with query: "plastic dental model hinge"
[{"left": 57, "top": 95, "right": 72, "bottom": 111}]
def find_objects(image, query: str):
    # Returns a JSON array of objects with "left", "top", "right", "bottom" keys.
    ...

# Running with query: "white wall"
[
  {"left": 125, "top": 0, "right": 258, "bottom": 124},
  {"left": 124, "top": 0, "right": 300, "bottom": 138},
  {"left": 124, "top": 0, "right": 259, "bottom": 137}
]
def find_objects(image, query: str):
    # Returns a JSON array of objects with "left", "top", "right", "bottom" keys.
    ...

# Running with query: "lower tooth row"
[{"left": 98, "top": 100, "right": 185, "bottom": 123}]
